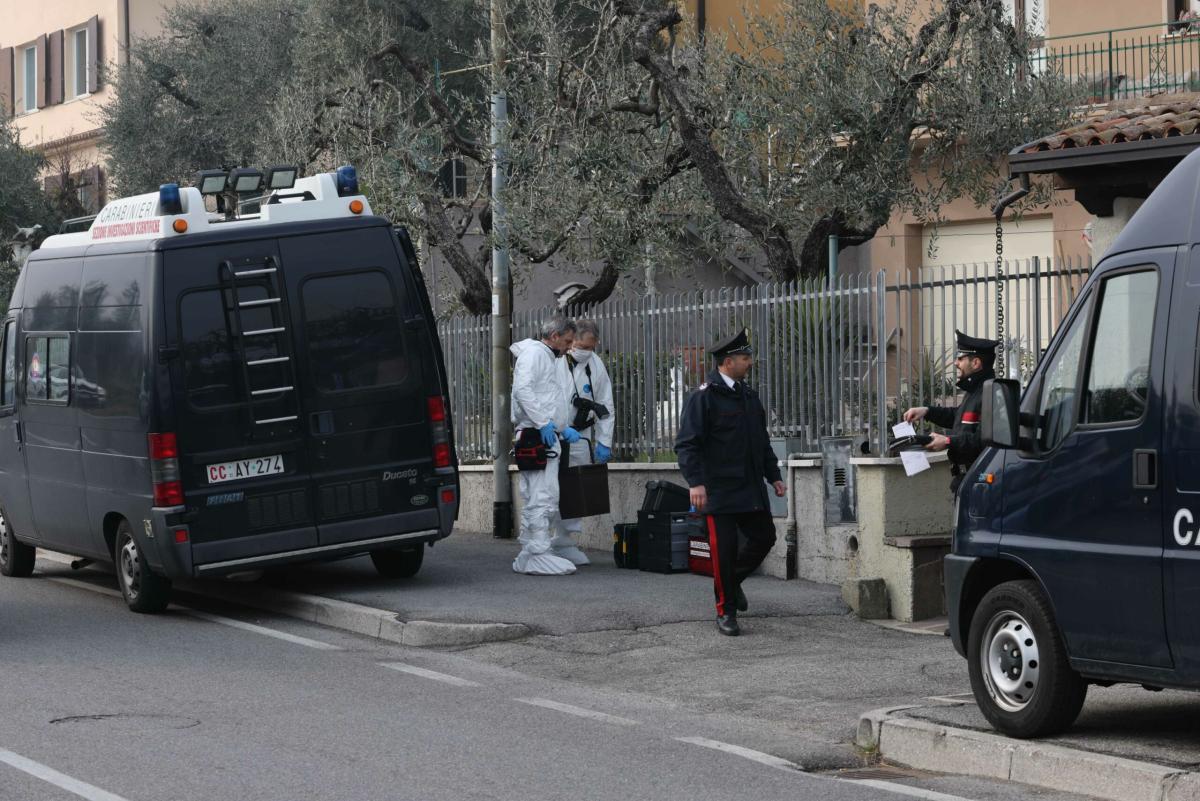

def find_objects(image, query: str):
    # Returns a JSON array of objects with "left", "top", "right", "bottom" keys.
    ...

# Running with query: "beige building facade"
[{"left": 0, "top": 0, "right": 180, "bottom": 213}]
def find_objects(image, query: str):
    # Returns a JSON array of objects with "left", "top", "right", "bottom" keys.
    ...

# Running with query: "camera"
[{"left": 571, "top": 396, "right": 610, "bottom": 430}]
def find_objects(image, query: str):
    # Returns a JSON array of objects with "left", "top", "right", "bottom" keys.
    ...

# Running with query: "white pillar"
[{"left": 1089, "top": 197, "right": 1145, "bottom": 263}]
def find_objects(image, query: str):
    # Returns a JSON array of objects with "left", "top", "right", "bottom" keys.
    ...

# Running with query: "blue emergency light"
[
  {"left": 159, "top": 183, "right": 183, "bottom": 215},
  {"left": 335, "top": 165, "right": 359, "bottom": 197}
]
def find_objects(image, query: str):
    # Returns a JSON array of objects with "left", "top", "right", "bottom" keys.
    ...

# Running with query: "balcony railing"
[{"left": 1033, "top": 22, "right": 1200, "bottom": 102}]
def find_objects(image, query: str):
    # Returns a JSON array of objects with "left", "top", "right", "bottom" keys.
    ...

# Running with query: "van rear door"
[
  {"left": 163, "top": 240, "right": 319, "bottom": 564},
  {"left": 278, "top": 226, "right": 439, "bottom": 545}
]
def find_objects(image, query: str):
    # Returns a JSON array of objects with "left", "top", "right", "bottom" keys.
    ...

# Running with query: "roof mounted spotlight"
[
  {"left": 227, "top": 167, "right": 264, "bottom": 194},
  {"left": 195, "top": 169, "right": 229, "bottom": 195},
  {"left": 159, "top": 183, "right": 183, "bottom": 216},
  {"left": 335, "top": 165, "right": 359, "bottom": 197},
  {"left": 265, "top": 165, "right": 298, "bottom": 191}
]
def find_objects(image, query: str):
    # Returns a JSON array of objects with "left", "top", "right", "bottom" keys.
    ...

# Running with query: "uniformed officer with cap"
[
  {"left": 675, "top": 329, "right": 786, "bottom": 636},
  {"left": 903, "top": 329, "right": 999, "bottom": 494}
]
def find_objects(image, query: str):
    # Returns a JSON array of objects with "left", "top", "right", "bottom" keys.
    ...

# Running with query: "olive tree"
[{"left": 614, "top": 0, "right": 1077, "bottom": 278}]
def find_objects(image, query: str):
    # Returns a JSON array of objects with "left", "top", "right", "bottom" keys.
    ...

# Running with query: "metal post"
[
  {"left": 490, "top": 0, "right": 514, "bottom": 539},
  {"left": 828, "top": 233, "right": 839, "bottom": 284}
]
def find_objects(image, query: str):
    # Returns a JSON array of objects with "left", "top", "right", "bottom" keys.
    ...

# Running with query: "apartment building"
[{"left": 0, "top": 1, "right": 182, "bottom": 213}]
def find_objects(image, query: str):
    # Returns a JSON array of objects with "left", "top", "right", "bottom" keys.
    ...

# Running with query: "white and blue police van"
[{"left": 0, "top": 166, "right": 458, "bottom": 612}]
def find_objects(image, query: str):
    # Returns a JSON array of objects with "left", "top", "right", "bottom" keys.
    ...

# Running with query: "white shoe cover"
[
  {"left": 513, "top": 550, "right": 577, "bottom": 575},
  {"left": 551, "top": 545, "right": 591, "bottom": 566}
]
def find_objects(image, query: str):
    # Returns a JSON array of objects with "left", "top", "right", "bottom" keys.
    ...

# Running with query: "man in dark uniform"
[
  {"left": 675, "top": 329, "right": 786, "bottom": 636},
  {"left": 903, "top": 330, "right": 998, "bottom": 494}
]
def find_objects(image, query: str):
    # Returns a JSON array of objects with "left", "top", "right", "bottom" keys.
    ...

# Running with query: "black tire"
[
  {"left": 967, "top": 579, "right": 1087, "bottom": 738},
  {"left": 370, "top": 545, "right": 424, "bottom": 579},
  {"left": 0, "top": 507, "right": 35, "bottom": 578},
  {"left": 114, "top": 521, "right": 172, "bottom": 614}
]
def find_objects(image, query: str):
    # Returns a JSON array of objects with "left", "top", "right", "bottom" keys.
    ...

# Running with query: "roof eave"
[{"left": 1008, "top": 136, "right": 1200, "bottom": 176}]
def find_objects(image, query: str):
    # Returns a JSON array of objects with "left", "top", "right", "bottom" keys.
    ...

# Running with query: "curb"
[
  {"left": 39, "top": 552, "right": 531, "bottom": 648},
  {"left": 858, "top": 707, "right": 1200, "bottom": 801}
]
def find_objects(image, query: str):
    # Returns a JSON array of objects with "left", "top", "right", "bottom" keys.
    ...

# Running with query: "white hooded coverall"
[
  {"left": 510, "top": 339, "right": 577, "bottom": 575},
  {"left": 553, "top": 350, "right": 615, "bottom": 565}
]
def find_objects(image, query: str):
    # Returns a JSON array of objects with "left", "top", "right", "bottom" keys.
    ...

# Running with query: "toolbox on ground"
[
  {"left": 640, "top": 480, "right": 691, "bottom": 514},
  {"left": 613, "top": 523, "right": 639, "bottom": 569},
  {"left": 687, "top": 517, "right": 714, "bottom": 577},
  {"left": 637, "top": 510, "right": 690, "bottom": 573}
]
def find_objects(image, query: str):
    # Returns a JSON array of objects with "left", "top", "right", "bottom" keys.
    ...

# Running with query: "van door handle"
[
  {"left": 310, "top": 411, "right": 334, "bottom": 435},
  {"left": 1133, "top": 449, "right": 1157, "bottom": 489},
  {"left": 13, "top": 421, "right": 22, "bottom": 450}
]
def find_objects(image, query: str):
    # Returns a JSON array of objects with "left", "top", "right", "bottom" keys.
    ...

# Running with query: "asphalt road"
[{"left": 0, "top": 566, "right": 1099, "bottom": 801}]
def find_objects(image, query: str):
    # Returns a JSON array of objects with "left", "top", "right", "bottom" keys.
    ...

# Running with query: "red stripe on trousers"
[{"left": 707, "top": 514, "right": 727, "bottom": 616}]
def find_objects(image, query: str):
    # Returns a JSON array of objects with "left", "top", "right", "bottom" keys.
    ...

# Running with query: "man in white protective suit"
[
  {"left": 510, "top": 316, "right": 583, "bottom": 576},
  {"left": 552, "top": 319, "right": 615, "bottom": 566}
]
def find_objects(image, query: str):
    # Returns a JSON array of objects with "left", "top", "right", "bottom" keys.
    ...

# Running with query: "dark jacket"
[
  {"left": 674, "top": 369, "right": 783, "bottom": 514},
  {"left": 926, "top": 368, "right": 994, "bottom": 491}
]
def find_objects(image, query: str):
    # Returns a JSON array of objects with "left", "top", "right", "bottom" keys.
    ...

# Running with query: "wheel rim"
[
  {"left": 0, "top": 510, "right": 9, "bottom": 567},
  {"left": 980, "top": 609, "right": 1042, "bottom": 713},
  {"left": 119, "top": 537, "right": 141, "bottom": 599}
]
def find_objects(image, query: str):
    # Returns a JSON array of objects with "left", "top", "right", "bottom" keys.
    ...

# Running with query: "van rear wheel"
[
  {"left": 967, "top": 579, "right": 1087, "bottom": 738},
  {"left": 115, "top": 522, "right": 172, "bottom": 613},
  {"left": 0, "top": 508, "right": 35, "bottom": 578},
  {"left": 370, "top": 545, "right": 424, "bottom": 578}
]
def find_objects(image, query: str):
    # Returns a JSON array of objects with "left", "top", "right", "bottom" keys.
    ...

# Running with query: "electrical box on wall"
[{"left": 822, "top": 437, "right": 856, "bottom": 525}]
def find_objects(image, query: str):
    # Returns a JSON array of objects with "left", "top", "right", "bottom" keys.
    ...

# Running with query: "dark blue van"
[
  {"left": 0, "top": 169, "right": 458, "bottom": 612},
  {"left": 946, "top": 147, "right": 1200, "bottom": 737}
]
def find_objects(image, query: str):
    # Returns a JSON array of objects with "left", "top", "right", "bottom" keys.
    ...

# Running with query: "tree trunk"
[{"left": 418, "top": 194, "right": 491, "bottom": 315}]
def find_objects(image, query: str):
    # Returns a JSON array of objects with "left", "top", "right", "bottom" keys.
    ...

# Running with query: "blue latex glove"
[
  {"left": 562, "top": 427, "right": 581, "bottom": 444},
  {"left": 595, "top": 443, "right": 612, "bottom": 463},
  {"left": 539, "top": 423, "right": 557, "bottom": 448}
]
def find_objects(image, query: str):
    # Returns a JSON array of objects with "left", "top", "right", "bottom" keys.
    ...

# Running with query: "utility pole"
[{"left": 490, "top": 0, "right": 515, "bottom": 539}]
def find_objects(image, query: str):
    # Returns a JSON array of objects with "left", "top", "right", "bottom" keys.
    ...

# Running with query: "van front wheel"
[
  {"left": 968, "top": 580, "right": 1086, "bottom": 738},
  {"left": 370, "top": 545, "right": 424, "bottom": 579},
  {"left": 0, "top": 508, "right": 35, "bottom": 578},
  {"left": 115, "top": 522, "right": 171, "bottom": 613}
]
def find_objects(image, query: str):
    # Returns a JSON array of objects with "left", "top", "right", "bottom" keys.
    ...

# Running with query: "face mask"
[{"left": 570, "top": 348, "right": 593, "bottom": 363}]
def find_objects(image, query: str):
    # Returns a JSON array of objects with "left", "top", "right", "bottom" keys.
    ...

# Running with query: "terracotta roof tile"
[{"left": 1021, "top": 94, "right": 1200, "bottom": 152}]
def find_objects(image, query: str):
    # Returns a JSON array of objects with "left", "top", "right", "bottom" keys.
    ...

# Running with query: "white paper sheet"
[
  {"left": 900, "top": 450, "right": 931, "bottom": 477},
  {"left": 892, "top": 421, "right": 916, "bottom": 439}
]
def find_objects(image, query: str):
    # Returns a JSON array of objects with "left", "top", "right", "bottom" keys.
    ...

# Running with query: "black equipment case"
[
  {"left": 641, "top": 480, "right": 691, "bottom": 513},
  {"left": 637, "top": 510, "right": 690, "bottom": 573}
]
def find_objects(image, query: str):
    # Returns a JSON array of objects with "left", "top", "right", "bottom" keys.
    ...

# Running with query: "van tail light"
[
  {"left": 428, "top": 396, "right": 453, "bottom": 470},
  {"left": 148, "top": 432, "right": 184, "bottom": 507}
]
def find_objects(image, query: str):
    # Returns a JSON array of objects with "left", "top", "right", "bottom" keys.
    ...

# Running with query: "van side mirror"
[{"left": 981, "top": 378, "right": 1020, "bottom": 449}]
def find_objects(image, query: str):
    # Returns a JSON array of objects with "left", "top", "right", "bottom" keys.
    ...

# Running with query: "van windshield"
[{"left": 301, "top": 270, "right": 408, "bottom": 393}]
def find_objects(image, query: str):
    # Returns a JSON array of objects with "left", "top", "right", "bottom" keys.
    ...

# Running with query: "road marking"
[
  {"left": 45, "top": 573, "right": 340, "bottom": 651},
  {"left": 843, "top": 779, "right": 980, "bottom": 801},
  {"left": 674, "top": 737, "right": 802, "bottom": 771},
  {"left": 515, "top": 698, "right": 639, "bottom": 726},
  {"left": 0, "top": 747, "right": 133, "bottom": 801},
  {"left": 379, "top": 662, "right": 482, "bottom": 687},
  {"left": 46, "top": 576, "right": 123, "bottom": 599},
  {"left": 184, "top": 609, "right": 341, "bottom": 650}
]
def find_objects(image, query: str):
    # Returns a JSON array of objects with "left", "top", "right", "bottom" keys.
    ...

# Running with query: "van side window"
[
  {"left": 26, "top": 335, "right": 70, "bottom": 404},
  {"left": 301, "top": 271, "right": 407, "bottom": 393},
  {"left": 1036, "top": 294, "right": 1092, "bottom": 451},
  {"left": 1, "top": 322, "right": 15, "bottom": 407},
  {"left": 1082, "top": 270, "right": 1158, "bottom": 425}
]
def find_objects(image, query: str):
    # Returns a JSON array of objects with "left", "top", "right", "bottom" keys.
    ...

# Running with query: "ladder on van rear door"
[{"left": 219, "top": 257, "right": 301, "bottom": 431}]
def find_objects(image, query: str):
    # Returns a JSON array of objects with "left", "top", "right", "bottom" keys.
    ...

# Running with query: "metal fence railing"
[
  {"left": 1034, "top": 23, "right": 1200, "bottom": 101},
  {"left": 438, "top": 256, "right": 1091, "bottom": 463}
]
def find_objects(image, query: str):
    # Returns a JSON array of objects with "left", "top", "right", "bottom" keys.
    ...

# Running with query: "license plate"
[{"left": 206, "top": 455, "right": 284, "bottom": 484}]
